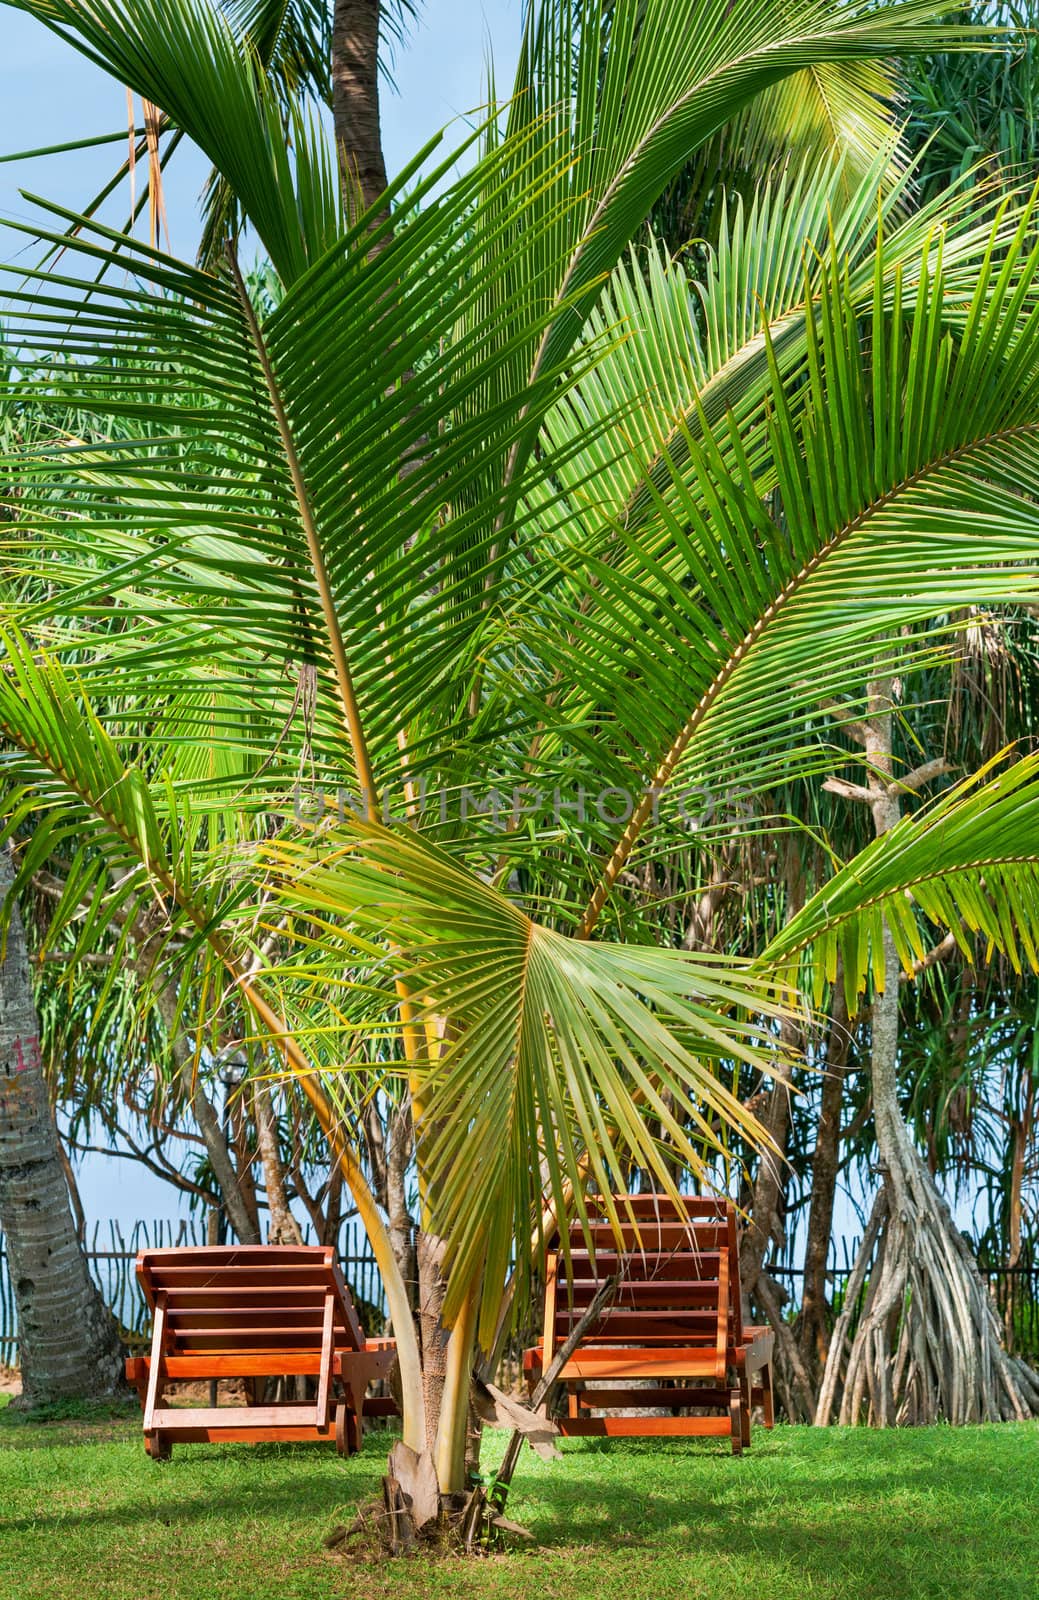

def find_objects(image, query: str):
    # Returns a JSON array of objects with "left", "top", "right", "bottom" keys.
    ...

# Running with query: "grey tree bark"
[
  {"left": 365, "top": 1098, "right": 416, "bottom": 1304},
  {"left": 253, "top": 1081, "right": 304, "bottom": 1244},
  {"left": 0, "top": 847, "right": 125, "bottom": 1404},
  {"left": 416, "top": 1229, "right": 450, "bottom": 1451},
  {"left": 796, "top": 985, "right": 851, "bottom": 1377}
]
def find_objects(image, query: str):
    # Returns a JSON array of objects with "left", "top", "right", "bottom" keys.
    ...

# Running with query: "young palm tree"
[{"left": 4, "top": 0, "right": 1039, "bottom": 1530}]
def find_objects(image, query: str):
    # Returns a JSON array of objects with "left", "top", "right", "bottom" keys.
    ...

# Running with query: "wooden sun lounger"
[
  {"left": 523, "top": 1195, "right": 774, "bottom": 1454},
  {"left": 124, "top": 1244, "right": 396, "bottom": 1459}
]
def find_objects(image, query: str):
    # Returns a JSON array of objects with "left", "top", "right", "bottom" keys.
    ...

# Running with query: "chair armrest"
[
  {"left": 729, "top": 1330, "right": 775, "bottom": 1374},
  {"left": 337, "top": 1348, "right": 396, "bottom": 1385}
]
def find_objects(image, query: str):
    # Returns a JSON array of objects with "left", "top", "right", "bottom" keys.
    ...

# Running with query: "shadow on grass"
[
  {"left": 0, "top": 1406, "right": 144, "bottom": 1452},
  {"left": 511, "top": 1431, "right": 1035, "bottom": 1582},
  {"left": 1, "top": 1488, "right": 366, "bottom": 1538}
]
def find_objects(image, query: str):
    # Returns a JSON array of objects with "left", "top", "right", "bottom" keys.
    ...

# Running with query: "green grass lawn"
[{"left": 0, "top": 1399, "right": 1036, "bottom": 1600}]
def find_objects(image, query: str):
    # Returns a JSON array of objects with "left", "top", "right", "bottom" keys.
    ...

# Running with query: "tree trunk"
[
  {"left": 817, "top": 679, "right": 1039, "bottom": 1424},
  {"left": 385, "top": 1103, "right": 416, "bottom": 1305},
  {"left": 1006, "top": 1066, "right": 1033, "bottom": 1274},
  {"left": 188, "top": 1078, "right": 261, "bottom": 1245},
  {"left": 229, "top": 1091, "right": 262, "bottom": 1240},
  {"left": 332, "top": 0, "right": 388, "bottom": 216},
  {"left": 738, "top": 1016, "right": 797, "bottom": 1308},
  {"left": 740, "top": 850, "right": 805, "bottom": 1307},
  {"left": 253, "top": 1082, "right": 304, "bottom": 1244},
  {"left": 797, "top": 986, "right": 851, "bottom": 1375},
  {"left": 333, "top": 1215, "right": 482, "bottom": 1551},
  {"left": 0, "top": 847, "right": 125, "bottom": 1405},
  {"left": 739, "top": 1016, "right": 822, "bottom": 1421},
  {"left": 416, "top": 1228, "right": 450, "bottom": 1453},
  {"left": 736, "top": 852, "right": 820, "bottom": 1418}
]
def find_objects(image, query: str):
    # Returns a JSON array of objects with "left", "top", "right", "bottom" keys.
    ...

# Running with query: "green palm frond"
[
  {"left": 1, "top": 0, "right": 1031, "bottom": 1372},
  {"left": 0, "top": 621, "right": 251, "bottom": 953},
  {"left": 761, "top": 751, "right": 1039, "bottom": 1009},
  {"left": 659, "top": 57, "right": 912, "bottom": 255},
  {"left": 0, "top": 615, "right": 405, "bottom": 1146},
  {"left": 738, "top": 60, "right": 909, "bottom": 193},
  {"left": 12, "top": 0, "right": 347, "bottom": 283},
  {"left": 264, "top": 817, "right": 797, "bottom": 1335},
  {"left": 0, "top": 613, "right": 795, "bottom": 1336},
  {"left": 1, "top": 0, "right": 992, "bottom": 808},
  {"left": 500, "top": 0, "right": 983, "bottom": 413},
  {"left": 222, "top": 0, "right": 333, "bottom": 101},
  {"left": 0, "top": 118, "right": 604, "bottom": 801},
  {"left": 523, "top": 143, "right": 1008, "bottom": 563},
  {"left": 500, "top": 190, "right": 1039, "bottom": 926},
  {"left": 198, "top": 0, "right": 351, "bottom": 267},
  {"left": 0, "top": 623, "right": 267, "bottom": 1082}
]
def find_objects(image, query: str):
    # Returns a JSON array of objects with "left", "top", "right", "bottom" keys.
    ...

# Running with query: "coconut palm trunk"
[
  {"left": 0, "top": 847, "right": 124, "bottom": 1405},
  {"left": 332, "top": 0, "right": 388, "bottom": 214}
]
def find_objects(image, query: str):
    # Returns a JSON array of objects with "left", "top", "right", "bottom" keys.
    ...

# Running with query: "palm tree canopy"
[{"left": 3, "top": 0, "right": 1039, "bottom": 1329}]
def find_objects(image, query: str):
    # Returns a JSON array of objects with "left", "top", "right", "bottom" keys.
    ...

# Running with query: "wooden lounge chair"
[
  {"left": 523, "top": 1195, "right": 774, "bottom": 1454},
  {"left": 124, "top": 1244, "right": 396, "bottom": 1459}
]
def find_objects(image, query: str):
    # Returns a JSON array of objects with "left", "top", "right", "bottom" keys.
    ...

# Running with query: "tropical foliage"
[{"left": 3, "top": 0, "right": 1039, "bottom": 1500}]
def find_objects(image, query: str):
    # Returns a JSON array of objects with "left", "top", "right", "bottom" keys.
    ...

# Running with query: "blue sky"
[
  {"left": 1, "top": 1, "right": 522, "bottom": 264},
  {"left": 0, "top": 0, "right": 521, "bottom": 1228}
]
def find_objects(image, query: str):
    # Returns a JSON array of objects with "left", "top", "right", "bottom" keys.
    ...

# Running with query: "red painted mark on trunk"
[{"left": 11, "top": 1034, "right": 40, "bottom": 1074}]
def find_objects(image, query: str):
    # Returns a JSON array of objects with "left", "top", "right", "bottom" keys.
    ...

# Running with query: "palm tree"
[{"left": 4, "top": 0, "right": 1039, "bottom": 1531}]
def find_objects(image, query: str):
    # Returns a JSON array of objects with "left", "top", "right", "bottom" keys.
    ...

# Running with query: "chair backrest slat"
[
  {"left": 549, "top": 1196, "right": 746, "bottom": 1352},
  {"left": 571, "top": 1221, "right": 729, "bottom": 1252},
  {"left": 136, "top": 1245, "right": 365, "bottom": 1356}
]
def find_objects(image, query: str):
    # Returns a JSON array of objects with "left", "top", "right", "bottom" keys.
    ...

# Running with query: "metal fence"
[
  {"left": 2, "top": 1222, "right": 1036, "bottom": 1370},
  {"left": 0, "top": 1217, "right": 385, "bottom": 1368}
]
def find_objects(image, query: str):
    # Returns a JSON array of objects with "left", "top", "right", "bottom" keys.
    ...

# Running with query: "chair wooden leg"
[
  {"left": 740, "top": 1372, "right": 752, "bottom": 1450},
  {"left": 761, "top": 1361, "right": 775, "bottom": 1428},
  {"left": 336, "top": 1399, "right": 361, "bottom": 1456},
  {"left": 729, "top": 1391, "right": 743, "bottom": 1456},
  {"left": 144, "top": 1432, "right": 172, "bottom": 1461}
]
